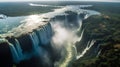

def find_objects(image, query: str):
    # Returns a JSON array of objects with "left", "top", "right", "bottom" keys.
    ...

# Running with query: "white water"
[
  {"left": 30, "top": 32, "right": 39, "bottom": 50},
  {"left": 0, "top": 5, "right": 101, "bottom": 66},
  {"left": 7, "top": 22, "right": 53, "bottom": 63},
  {"left": 29, "top": 3, "right": 63, "bottom": 7},
  {"left": 52, "top": 13, "right": 84, "bottom": 67},
  {"left": 14, "top": 39, "right": 23, "bottom": 60},
  {"left": 9, "top": 42, "right": 20, "bottom": 63},
  {"left": 76, "top": 40, "right": 96, "bottom": 59},
  {"left": 97, "top": 49, "right": 102, "bottom": 57}
]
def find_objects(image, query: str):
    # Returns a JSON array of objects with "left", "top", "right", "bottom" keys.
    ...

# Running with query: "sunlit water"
[
  {"left": 0, "top": 3, "right": 100, "bottom": 67},
  {"left": 0, "top": 16, "right": 26, "bottom": 34}
]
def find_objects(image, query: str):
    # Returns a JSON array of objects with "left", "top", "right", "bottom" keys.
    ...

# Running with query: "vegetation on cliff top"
[{"left": 72, "top": 2, "right": 120, "bottom": 67}]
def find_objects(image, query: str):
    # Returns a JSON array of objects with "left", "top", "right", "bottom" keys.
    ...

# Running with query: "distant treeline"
[{"left": 0, "top": 2, "right": 57, "bottom": 16}]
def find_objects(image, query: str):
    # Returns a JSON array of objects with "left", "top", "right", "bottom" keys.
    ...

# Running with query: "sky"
[{"left": 0, "top": 0, "right": 120, "bottom": 2}]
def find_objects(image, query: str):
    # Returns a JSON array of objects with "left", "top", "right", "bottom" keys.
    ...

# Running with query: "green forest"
[{"left": 73, "top": 2, "right": 120, "bottom": 67}]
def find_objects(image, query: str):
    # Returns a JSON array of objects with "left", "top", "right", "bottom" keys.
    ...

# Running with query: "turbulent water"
[{"left": 0, "top": 3, "right": 100, "bottom": 67}]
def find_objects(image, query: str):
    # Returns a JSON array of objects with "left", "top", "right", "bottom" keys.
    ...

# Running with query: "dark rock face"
[
  {"left": 0, "top": 21, "right": 54, "bottom": 67},
  {"left": 17, "top": 34, "right": 33, "bottom": 53},
  {"left": 0, "top": 8, "right": 90, "bottom": 67},
  {"left": 0, "top": 42, "right": 13, "bottom": 67}
]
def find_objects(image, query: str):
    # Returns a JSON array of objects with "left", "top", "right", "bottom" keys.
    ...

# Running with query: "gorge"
[{"left": 0, "top": 4, "right": 100, "bottom": 67}]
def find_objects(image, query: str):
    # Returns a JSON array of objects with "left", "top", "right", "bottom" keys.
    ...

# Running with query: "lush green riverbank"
[{"left": 72, "top": 2, "right": 120, "bottom": 67}]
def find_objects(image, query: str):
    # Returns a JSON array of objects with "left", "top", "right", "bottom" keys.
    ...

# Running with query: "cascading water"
[
  {"left": 30, "top": 32, "right": 39, "bottom": 51},
  {"left": 14, "top": 39, "right": 23, "bottom": 61},
  {"left": 0, "top": 4, "right": 101, "bottom": 67},
  {"left": 76, "top": 40, "right": 96, "bottom": 59},
  {"left": 9, "top": 42, "right": 20, "bottom": 63}
]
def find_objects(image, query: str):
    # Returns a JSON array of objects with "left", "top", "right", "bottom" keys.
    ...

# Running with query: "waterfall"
[
  {"left": 36, "top": 29, "right": 42, "bottom": 44},
  {"left": 65, "top": 14, "right": 68, "bottom": 27},
  {"left": 76, "top": 30, "right": 84, "bottom": 42},
  {"left": 77, "top": 14, "right": 82, "bottom": 32},
  {"left": 43, "top": 26, "right": 51, "bottom": 44},
  {"left": 5, "top": 22, "right": 53, "bottom": 64},
  {"left": 9, "top": 43, "right": 20, "bottom": 63},
  {"left": 76, "top": 40, "right": 96, "bottom": 59},
  {"left": 14, "top": 39, "right": 23, "bottom": 61},
  {"left": 29, "top": 32, "right": 39, "bottom": 50},
  {"left": 52, "top": 12, "right": 86, "bottom": 67},
  {"left": 84, "top": 14, "right": 89, "bottom": 19},
  {"left": 96, "top": 49, "right": 102, "bottom": 57},
  {"left": 9, "top": 38, "right": 34, "bottom": 63},
  {"left": 42, "top": 27, "right": 48, "bottom": 44},
  {"left": 40, "top": 25, "right": 52, "bottom": 45},
  {"left": 0, "top": 5, "right": 101, "bottom": 67},
  {"left": 38, "top": 29, "right": 46, "bottom": 45}
]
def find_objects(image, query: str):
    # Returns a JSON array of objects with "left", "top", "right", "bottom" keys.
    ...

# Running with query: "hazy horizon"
[{"left": 0, "top": 0, "right": 120, "bottom": 2}]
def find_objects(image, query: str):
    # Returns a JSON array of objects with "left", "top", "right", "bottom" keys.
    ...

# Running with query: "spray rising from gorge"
[{"left": 0, "top": 3, "right": 100, "bottom": 67}]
